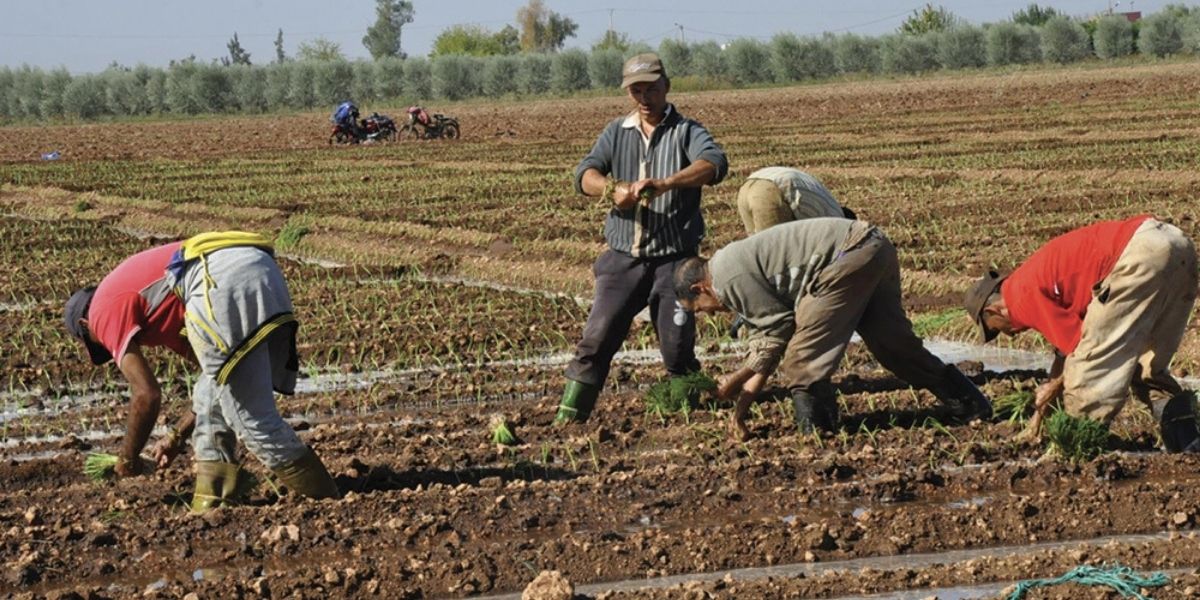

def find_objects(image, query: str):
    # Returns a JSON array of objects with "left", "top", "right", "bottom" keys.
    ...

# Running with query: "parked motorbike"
[
  {"left": 329, "top": 113, "right": 398, "bottom": 144},
  {"left": 402, "top": 113, "right": 460, "bottom": 140}
]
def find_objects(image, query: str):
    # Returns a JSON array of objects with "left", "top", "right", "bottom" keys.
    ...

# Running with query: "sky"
[{"left": 0, "top": 0, "right": 1176, "bottom": 73}]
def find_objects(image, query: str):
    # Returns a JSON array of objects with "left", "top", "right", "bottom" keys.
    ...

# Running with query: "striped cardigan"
[{"left": 574, "top": 105, "right": 728, "bottom": 258}]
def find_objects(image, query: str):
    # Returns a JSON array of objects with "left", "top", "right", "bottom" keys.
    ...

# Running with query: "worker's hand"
[
  {"left": 717, "top": 373, "right": 743, "bottom": 402},
  {"left": 1019, "top": 377, "right": 1064, "bottom": 443},
  {"left": 113, "top": 455, "right": 148, "bottom": 478},
  {"left": 152, "top": 432, "right": 186, "bottom": 469},
  {"left": 730, "top": 414, "right": 752, "bottom": 442},
  {"left": 612, "top": 183, "right": 638, "bottom": 210},
  {"left": 629, "top": 179, "right": 665, "bottom": 204},
  {"left": 1034, "top": 377, "right": 1064, "bottom": 409}
]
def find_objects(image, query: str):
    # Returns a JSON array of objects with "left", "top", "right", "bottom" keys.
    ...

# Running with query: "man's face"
[
  {"left": 982, "top": 307, "right": 1017, "bottom": 337},
  {"left": 680, "top": 288, "right": 727, "bottom": 315},
  {"left": 626, "top": 78, "right": 668, "bottom": 119}
]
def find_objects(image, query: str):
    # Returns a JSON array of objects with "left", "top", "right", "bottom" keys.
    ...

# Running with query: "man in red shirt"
[
  {"left": 964, "top": 216, "right": 1199, "bottom": 451},
  {"left": 65, "top": 233, "right": 339, "bottom": 510}
]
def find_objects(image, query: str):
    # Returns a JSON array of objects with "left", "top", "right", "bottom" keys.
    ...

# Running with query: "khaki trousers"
[
  {"left": 778, "top": 231, "right": 948, "bottom": 392},
  {"left": 1063, "top": 219, "right": 1198, "bottom": 423},
  {"left": 736, "top": 179, "right": 794, "bottom": 234}
]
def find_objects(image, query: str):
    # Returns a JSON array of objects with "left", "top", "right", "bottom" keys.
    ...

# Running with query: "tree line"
[{"left": 1, "top": 3, "right": 1198, "bottom": 122}]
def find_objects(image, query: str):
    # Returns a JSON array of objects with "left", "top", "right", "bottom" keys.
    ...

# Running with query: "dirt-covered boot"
[
  {"left": 1154, "top": 392, "right": 1200, "bottom": 453},
  {"left": 191, "top": 461, "right": 255, "bottom": 513},
  {"left": 272, "top": 447, "right": 340, "bottom": 499},
  {"left": 554, "top": 379, "right": 600, "bottom": 425},
  {"left": 932, "top": 365, "right": 993, "bottom": 423},
  {"left": 792, "top": 388, "right": 838, "bottom": 435}
]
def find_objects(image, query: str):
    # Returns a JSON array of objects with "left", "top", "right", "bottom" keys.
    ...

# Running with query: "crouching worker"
[
  {"left": 965, "top": 215, "right": 1199, "bottom": 452},
  {"left": 64, "top": 231, "right": 339, "bottom": 511},
  {"left": 736, "top": 167, "right": 856, "bottom": 235},
  {"left": 674, "top": 219, "right": 992, "bottom": 440}
]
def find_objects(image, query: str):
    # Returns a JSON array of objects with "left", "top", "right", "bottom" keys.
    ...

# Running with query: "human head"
[
  {"left": 621, "top": 53, "right": 667, "bottom": 89},
  {"left": 623, "top": 54, "right": 670, "bottom": 119},
  {"left": 963, "top": 271, "right": 1013, "bottom": 342},
  {"left": 673, "top": 257, "right": 726, "bottom": 313},
  {"left": 63, "top": 286, "right": 113, "bottom": 365}
]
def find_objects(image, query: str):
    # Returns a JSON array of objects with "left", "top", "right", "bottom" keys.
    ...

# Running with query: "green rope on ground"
[{"left": 1006, "top": 564, "right": 1171, "bottom": 600}]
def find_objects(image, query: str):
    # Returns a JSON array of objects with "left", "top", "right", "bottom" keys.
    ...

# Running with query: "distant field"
[{"left": 3, "top": 61, "right": 1199, "bottom": 375}]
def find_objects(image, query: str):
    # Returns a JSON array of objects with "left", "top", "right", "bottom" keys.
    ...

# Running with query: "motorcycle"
[
  {"left": 402, "top": 113, "right": 460, "bottom": 140},
  {"left": 329, "top": 113, "right": 398, "bottom": 144}
]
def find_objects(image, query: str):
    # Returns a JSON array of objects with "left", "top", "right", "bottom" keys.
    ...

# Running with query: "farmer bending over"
[
  {"left": 965, "top": 215, "right": 1199, "bottom": 451},
  {"left": 675, "top": 219, "right": 993, "bottom": 440},
  {"left": 555, "top": 52, "right": 728, "bottom": 424},
  {"left": 65, "top": 231, "right": 339, "bottom": 511},
  {"left": 737, "top": 167, "right": 856, "bottom": 234}
]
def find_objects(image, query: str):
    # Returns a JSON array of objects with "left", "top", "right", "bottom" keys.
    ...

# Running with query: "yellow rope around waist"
[{"left": 180, "top": 231, "right": 273, "bottom": 261}]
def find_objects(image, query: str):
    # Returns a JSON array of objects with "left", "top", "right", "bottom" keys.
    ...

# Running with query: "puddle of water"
[{"left": 946, "top": 496, "right": 992, "bottom": 510}]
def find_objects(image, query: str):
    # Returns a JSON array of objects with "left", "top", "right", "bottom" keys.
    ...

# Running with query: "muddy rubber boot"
[
  {"left": 191, "top": 461, "right": 251, "bottom": 513},
  {"left": 810, "top": 380, "right": 840, "bottom": 432},
  {"left": 1154, "top": 392, "right": 1200, "bottom": 453},
  {"left": 933, "top": 366, "right": 993, "bottom": 423},
  {"left": 554, "top": 379, "right": 600, "bottom": 425},
  {"left": 792, "top": 389, "right": 836, "bottom": 435},
  {"left": 272, "top": 447, "right": 340, "bottom": 500}
]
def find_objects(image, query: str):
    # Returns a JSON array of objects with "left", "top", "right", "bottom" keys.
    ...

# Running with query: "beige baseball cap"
[{"left": 621, "top": 53, "right": 666, "bottom": 88}]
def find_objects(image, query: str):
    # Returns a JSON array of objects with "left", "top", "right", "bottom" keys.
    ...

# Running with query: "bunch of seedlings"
[
  {"left": 82, "top": 453, "right": 151, "bottom": 482},
  {"left": 490, "top": 414, "right": 520, "bottom": 446},
  {"left": 994, "top": 389, "right": 1036, "bottom": 424},
  {"left": 644, "top": 372, "right": 718, "bottom": 419},
  {"left": 1045, "top": 410, "right": 1110, "bottom": 463}
]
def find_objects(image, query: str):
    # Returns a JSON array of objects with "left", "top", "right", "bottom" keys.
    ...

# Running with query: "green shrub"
[
  {"left": 1040, "top": 16, "right": 1091, "bottom": 64},
  {"left": 936, "top": 25, "right": 987, "bottom": 69},
  {"left": 1093, "top": 15, "right": 1134, "bottom": 59}
]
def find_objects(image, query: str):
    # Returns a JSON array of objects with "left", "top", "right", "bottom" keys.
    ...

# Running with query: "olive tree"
[
  {"left": 1040, "top": 16, "right": 1090, "bottom": 63},
  {"left": 1093, "top": 15, "right": 1134, "bottom": 58}
]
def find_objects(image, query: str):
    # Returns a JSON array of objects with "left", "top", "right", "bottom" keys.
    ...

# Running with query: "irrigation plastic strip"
[{"left": 474, "top": 532, "right": 1175, "bottom": 600}]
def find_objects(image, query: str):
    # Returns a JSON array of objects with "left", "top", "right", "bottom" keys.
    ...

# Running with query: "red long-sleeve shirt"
[{"left": 1001, "top": 215, "right": 1150, "bottom": 355}]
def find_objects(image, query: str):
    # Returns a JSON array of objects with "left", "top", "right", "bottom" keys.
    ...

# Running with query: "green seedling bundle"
[
  {"left": 644, "top": 372, "right": 718, "bottom": 418},
  {"left": 1045, "top": 410, "right": 1110, "bottom": 463}
]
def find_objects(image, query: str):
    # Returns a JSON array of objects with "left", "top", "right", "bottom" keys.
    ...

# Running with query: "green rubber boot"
[
  {"left": 191, "top": 461, "right": 255, "bottom": 513},
  {"left": 272, "top": 447, "right": 340, "bottom": 499},
  {"left": 554, "top": 379, "right": 601, "bottom": 425}
]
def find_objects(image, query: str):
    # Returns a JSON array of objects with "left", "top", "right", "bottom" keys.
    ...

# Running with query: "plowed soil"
[{"left": 4, "top": 62, "right": 1200, "bottom": 599}]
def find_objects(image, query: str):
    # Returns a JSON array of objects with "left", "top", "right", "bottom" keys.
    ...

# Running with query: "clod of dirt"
[
  {"left": 261, "top": 524, "right": 300, "bottom": 543},
  {"left": 522, "top": 570, "right": 573, "bottom": 600}
]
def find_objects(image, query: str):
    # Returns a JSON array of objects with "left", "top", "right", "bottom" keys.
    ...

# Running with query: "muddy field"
[{"left": 3, "top": 62, "right": 1200, "bottom": 598}]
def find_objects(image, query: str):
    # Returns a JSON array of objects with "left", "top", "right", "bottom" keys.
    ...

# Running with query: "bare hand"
[
  {"left": 628, "top": 179, "right": 665, "bottom": 204},
  {"left": 113, "top": 456, "right": 147, "bottom": 478},
  {"left": 610, "top": 182, "right": 637, "bottom": 209},
  {"left": 1020, "top": 378, "right": 1064, "bottom": 442},
  {"left": 730, "top": 415, "right": 752, "bottom": 442},
  {"left": 152, "top": 436, "right": 185, "bottom": 469},
  {"left": 717, "top": 373, "right": 743, "bottom": 401}
]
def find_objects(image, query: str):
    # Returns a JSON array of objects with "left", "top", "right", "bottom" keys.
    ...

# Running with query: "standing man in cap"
[
  {"left": 674, "top": 219, "right": 992, "bottom": 440},
  {"left": 736, "top": 167, "right": 856, "bottom": 235},
  {"left": 65, "top": 231, "right": 339, "bottom": 511},
  {"left": 554, "top": 52, "right": 729, "bottom": 424},
  {"left": 964, "top": 215, "right": 1199, "bottom": 451}
]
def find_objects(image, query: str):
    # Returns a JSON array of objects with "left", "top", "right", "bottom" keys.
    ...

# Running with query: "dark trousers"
[{"left": 565, "top": 249, "right": 699, "bottom": 387}]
